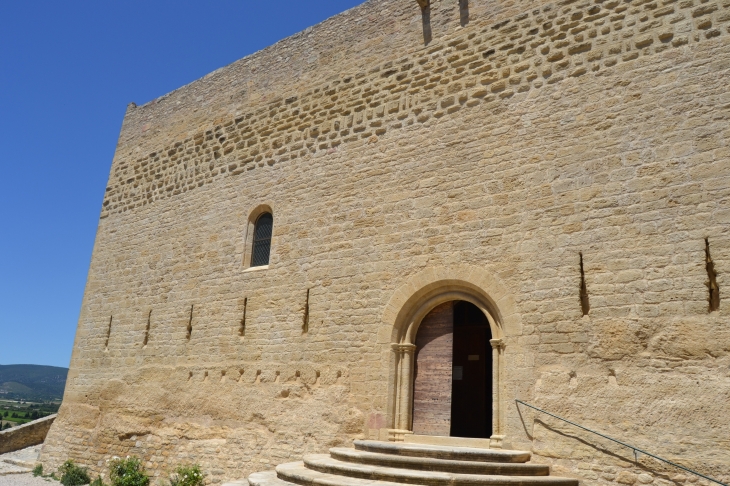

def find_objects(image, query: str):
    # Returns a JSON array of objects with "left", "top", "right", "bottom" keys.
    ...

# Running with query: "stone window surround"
[
  {"left": 383, "top": 266, "right": 520, "bottom": 449},
  {"left": 243, "top": 204, "right": 274, "bottom": 270}
]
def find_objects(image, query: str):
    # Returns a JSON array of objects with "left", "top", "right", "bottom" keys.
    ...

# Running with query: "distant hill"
[{"left": 0, "top": 365, "right": 68, "bottom": 401}]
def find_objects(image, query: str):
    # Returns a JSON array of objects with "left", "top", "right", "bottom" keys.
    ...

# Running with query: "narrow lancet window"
[{"left": 251, "top": 213, "right": 273, "bottom": 267}]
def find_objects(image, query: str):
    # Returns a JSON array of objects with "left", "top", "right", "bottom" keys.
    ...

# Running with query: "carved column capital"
[
  {"left": 391, "top": 343, "right": 417, "bottom": 355},
  {"left": 490, "top": 338, "right": 506, "bottom": 350}
]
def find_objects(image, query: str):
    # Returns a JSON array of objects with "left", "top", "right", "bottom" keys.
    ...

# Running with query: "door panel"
[{"left": 412, "top": 301, "right": 453, "bottom": 436}]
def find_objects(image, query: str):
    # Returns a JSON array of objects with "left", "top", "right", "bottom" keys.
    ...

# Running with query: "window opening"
[
  {"left": 187, "top": 304, "right": 194, "bottom": 340},
  {"left": 579, "top": 252, "right": 590, "bottom": 316},
  {"left": 105, "top": 316, "right": 113, "bottom": 350},
  {"left": 239, "top": 297, "right": 247, "bottom": 337},
  {"left": 303, "top": 289, "right": 310, "bottom": 333},
  {"left": 143, "top": 310, "right": 151, "bottom": 346},
  {"left": 706, "top": 238, "right": 720, "bottom": 312},
  {"left": 251, "top": 213, "right": 273, "bottom": 267}
]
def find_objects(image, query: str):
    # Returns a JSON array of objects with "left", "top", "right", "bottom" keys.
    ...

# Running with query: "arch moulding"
[{"left": 382, "top": 265, "right": 520, "bottom": 449}]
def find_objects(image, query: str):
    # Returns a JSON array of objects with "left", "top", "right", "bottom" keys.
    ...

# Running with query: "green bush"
[
  {"left": 32, "top": 464, "right": 43, "bottom": 477},
  {"left": 90, "top": 477, "right": 105, "bottom": 486},
  {"left": 109, "top": 457, "right": 149, "bottom": 486},
  {"left": 169, "top": 465, "right": 204, "bottom": 486},
  {"left": 59, "top": 460, "right": 91, "bottom": 486}
]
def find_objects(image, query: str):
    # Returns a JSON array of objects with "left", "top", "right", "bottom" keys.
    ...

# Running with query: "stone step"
[
  {"left": 0, "top": 445, "right": 39, "bottom": 476},
  {"left": 248, "top": 472, "right": 292, "bottom": 486},
  {"left": 293, "top": 456, "right": 577, "bottom": 486},
  {"left": 329, "top": 448, "right": 549, "bottom": 476},
  {"left": 250, "top": 468, "right": 404, "bottom": 486},
  {"left": 0, "top": 462, "right": 31, "bottom": 476},
  {"left": 353, "top": 441, "right": 531, "bottom": 464},
  {"left": 222, "top": 479, "right": 251, "bottom": 486},
  {"left": 2, "top": 458, "right": 36, "bottom": 468}
]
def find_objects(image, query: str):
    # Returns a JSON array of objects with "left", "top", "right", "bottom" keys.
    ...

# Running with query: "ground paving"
[
  {"left": 0, "top": 474, "right": 57, "bottom": 486},
  {"left": 0, "top": 447, "right": 42, "bottom": 477},
  {"left": 0, "top": 446, "right": 57, "bottom": 486}
]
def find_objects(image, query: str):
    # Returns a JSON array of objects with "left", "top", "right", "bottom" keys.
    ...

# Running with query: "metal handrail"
[{"left": 515, "top": 400, "right": 727, "bottom": 486}]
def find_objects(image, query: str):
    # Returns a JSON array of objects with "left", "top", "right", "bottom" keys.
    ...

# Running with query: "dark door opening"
[{"left": 450, "top": 301, "right": 493, "bottom": 438}]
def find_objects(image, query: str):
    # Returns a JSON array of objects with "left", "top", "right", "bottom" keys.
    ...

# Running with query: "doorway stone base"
[
  {"left": 383, "top": 432, "right": 504, "bottom": 449},
  {"left": 404, "top": 434, "right": 494, "bottom": 449}
]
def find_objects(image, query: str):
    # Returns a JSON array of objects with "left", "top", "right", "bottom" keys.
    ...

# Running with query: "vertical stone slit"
[
  {"left": 705, "top": 238, "right": 720, "bottom": 312},
  {"left": 303, "top": 289, "right": 310, "bottom": 333},
  {"left": 579, "top": 252, "right": 590, "bottom": 316},
  {"left": 143, "top": 310, "right": 151, "bottom": 346},
  {"left": 239, "top": 298, "right": 247, "bottom": 337},
  {"left": 421, "top": 5, "right": 432, "bottom": 45},
  {"left": 459, "top": 0, "right": 470, "bottom": 26},
  {"left": 187, "top": 304, "right": 194, "bottom": 340},
  {"left": 105, "top": 316, "right": 113, "bottom": 350}
]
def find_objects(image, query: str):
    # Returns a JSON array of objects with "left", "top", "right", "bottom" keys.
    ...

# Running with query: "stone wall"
[
  {"left": 42, "top": 0, "right": 729, "bottom": 484},
  {"left": 0, "top": 415, "right": 57, "bottom": 455}
]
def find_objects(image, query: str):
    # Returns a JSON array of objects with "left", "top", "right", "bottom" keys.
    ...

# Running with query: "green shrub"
[
  {"left": 169, "top": 465, "right": 204, "bottom": 486},
  {"left": 109, "top": 457, "right": 149, "bottom": 486},
  {"left": 59, "top": 460, "right": 91, "bottom": 486},
  {"left": 32, "top": 464, "right": 43, "bottom": 477},
  {"left": 90, "top": 477, "right": 105, "bottom": 486}
]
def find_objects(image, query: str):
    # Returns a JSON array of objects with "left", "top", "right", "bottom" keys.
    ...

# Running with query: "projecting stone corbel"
[{"left": 415, "top": 0, "right": 430, "bottom": 9}]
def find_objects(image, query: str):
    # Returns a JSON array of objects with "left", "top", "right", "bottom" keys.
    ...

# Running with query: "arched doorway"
[
  {"left": 383, "top": 266, "right": 517, "bottom": 448},
  {"left": 412, "top": 300, "right": 493, "bottom": 439}
]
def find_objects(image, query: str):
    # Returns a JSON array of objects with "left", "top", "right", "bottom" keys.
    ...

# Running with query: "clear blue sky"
[{"left": 0, "top": 1, "right": 364, "bottom": 368}]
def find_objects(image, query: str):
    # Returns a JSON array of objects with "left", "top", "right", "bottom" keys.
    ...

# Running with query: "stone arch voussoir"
[{"left": 383, "top": 265, "right": 520, "bottom": 345}]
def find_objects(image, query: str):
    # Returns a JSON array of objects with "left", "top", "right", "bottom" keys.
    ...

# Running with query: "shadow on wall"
[
  {"left": 516, "top": 403, "right": 727, "bottom": 485},
  {"left": 530, "top": 419, "right": 695, "bottom": 484},
  {"left": 460, "top": 0, "right": 470, "bottom": 27},
  {"left": 422, "top": 6, "right": 432, "bottom": 45},
  {"left": 421, "top": 0, "right": 469, "bottom": 44}
]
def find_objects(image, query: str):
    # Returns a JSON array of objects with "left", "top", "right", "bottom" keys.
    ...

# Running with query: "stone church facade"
[{"left": 42, "top": 0, "right": 729, "bottom": 484}]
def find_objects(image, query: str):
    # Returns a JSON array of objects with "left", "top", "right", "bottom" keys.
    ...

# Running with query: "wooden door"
[{"left": 412, "top": 302, "right": 453, "bottom": 436}]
